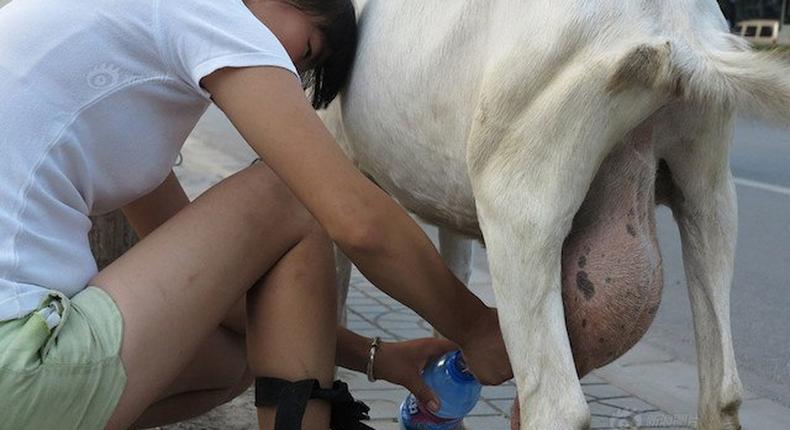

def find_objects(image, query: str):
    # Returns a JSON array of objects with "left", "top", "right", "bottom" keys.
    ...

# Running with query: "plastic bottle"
[{"left": 398, "top": 350, "right": 482, "bottom": 430}]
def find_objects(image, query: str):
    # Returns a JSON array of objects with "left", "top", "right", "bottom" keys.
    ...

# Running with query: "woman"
[{"left": 0, "top": 0, "right": 512, "bottom": 428}]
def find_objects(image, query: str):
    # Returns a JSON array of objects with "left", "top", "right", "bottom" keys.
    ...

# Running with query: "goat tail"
[
  {"left": 670, "top": 36, "right": 790, "bottom": 125},
  {"left": 608, "top": 35, "right": 790, "bottom": 125}
]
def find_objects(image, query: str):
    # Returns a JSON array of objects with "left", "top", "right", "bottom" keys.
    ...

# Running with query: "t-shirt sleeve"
[{"left": 154, "top": 0, "right": 300, "bottom": 100}]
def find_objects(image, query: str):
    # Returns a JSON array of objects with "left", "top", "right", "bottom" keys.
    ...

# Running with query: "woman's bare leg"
[
  {"left": 131, "top": 243, "right": 337, "bottom": 430},
  {"left": 91, "top": 161, "right": 336, "bottom": 430},
  {"left": 247, "top": 223, "right": 338, "bottom": 429},
  {"left": 130, "top": 326, "right": 252, "bottom": 429}
]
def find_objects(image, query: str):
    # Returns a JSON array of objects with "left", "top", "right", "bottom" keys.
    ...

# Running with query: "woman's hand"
[
  {"left": 374, "top": 337, "right": 458, "bottom": 413},
  {"left": 459, "top": 307, "right": 513, "bottom": 385}
]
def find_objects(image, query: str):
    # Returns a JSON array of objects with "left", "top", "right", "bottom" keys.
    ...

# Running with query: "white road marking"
[{"left": 734, "top": 177, "right": 790, "bottom": 197}]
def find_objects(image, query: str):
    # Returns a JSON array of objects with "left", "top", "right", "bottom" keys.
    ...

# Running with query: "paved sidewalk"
[
  {"left": 155, "top": 264, "right": 693, "bottom": 430},
  {"left": 334, "top": 271, "right": 696, "bottom": 430},
  {"left": 157, "top": 107, "right": 790, "bottom": 429}
]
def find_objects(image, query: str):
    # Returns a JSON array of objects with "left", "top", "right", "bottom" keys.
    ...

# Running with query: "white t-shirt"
[{"left": 0, "top": 0, "right": 299, "bottom": 322}]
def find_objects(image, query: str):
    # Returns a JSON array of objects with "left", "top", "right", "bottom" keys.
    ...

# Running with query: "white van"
[{"left": 733, "top": 19, "right": 781, "bottom": 46}]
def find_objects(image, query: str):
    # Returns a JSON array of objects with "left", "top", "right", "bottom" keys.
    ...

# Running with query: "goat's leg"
[
  {"left": 470, "top": 154, "right": 598, "bottom": 429},
  {"left": 334, "top": 245, "right": 353, "bottom": 326},
  {"left": 467, "top": 122, "right": 605, "bottom": 429},
  {"left": 487, "top": 216, "right": 587, "bottom": 427},
  {"left": 466, "top": 44, "right": 673, "bottom": 429},
  {"left": 662, "top": 109, "right": 743, "bottom": 430},
  {"left": 439, "top": 227, "right": 473, "bottom": 286}
]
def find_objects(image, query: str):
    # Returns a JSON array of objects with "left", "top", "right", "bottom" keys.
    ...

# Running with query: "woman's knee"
[{"left": 239, "top": 160, "right": 318, "bottom": 240}]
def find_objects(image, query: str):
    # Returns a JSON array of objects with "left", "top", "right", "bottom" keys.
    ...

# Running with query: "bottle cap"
[{"left": 446, "top": 350, "right": 476, "bottom": 382}]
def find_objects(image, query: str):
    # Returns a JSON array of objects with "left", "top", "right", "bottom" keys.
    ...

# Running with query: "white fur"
[{"left": 327, "top": 1, "right": 790, "bottom": 428}]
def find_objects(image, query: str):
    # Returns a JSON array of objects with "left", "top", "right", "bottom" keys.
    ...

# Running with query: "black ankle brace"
[{"left": 255, "top": 377, "right": 373, "bottom": 430}]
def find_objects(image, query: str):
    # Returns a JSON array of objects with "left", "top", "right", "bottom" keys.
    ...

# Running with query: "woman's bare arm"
[
  {"left": 336, "top": 327, "right": 458, "bottom": 409},
  {"left": 117, "top": 153, "right": 507, "bottom": 388},
  {"left": 121, "top": 170, "right": 190, "bottom": 239},
  {"left": 201, "top": 66, "right": 511, "bottom": 385}
]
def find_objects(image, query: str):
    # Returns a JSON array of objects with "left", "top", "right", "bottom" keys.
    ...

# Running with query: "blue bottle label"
[{"left": 400, "top": 395, "right": 462, "bottom": 430}]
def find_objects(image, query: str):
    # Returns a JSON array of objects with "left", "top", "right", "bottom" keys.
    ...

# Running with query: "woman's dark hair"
[{"left": 285, "top": 0, "right": 358, "bottom": 110}]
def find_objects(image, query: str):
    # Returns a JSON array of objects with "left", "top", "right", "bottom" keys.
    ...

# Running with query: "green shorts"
[{"left": 0, "top": 286, "right": 127, "bottom": 430}]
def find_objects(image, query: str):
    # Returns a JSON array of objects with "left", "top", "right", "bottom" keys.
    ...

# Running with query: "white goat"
[{"left": 324, "top": 1, "right": 790, "bottom": 429}]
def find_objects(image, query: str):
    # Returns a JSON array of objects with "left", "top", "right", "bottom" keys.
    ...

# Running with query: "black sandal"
[{"left": 255, "top": 377, "right": 374, "bottom": 430}]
